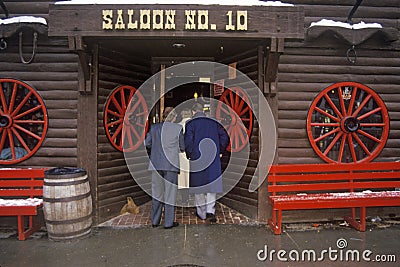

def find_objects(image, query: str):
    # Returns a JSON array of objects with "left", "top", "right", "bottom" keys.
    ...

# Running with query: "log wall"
[
  {"left": 277, "top": 0, "right": 400, "bottom": 164},
  {"left": 97, "top": 46, "right": 151, "bottom": 222},
  {"left": 1, "top": 1, "right": 79, "bottom": 168}
]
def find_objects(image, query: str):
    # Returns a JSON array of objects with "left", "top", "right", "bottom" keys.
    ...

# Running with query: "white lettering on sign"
[
  {"left": 102, "top": 9, "right": 248, "bottom": 32},
  {"left": 226, "top": 10, "right": 247, "bottom": 31}
]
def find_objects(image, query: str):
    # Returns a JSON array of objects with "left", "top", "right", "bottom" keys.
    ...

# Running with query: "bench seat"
[
  {"left": 0, "top": 168, "right": 46, "bottom": 240},
  {"left": 267, "top": 162, "right": 400, "bottom": 234},
  {"left": 270, "top": 191, "right": 400, "bottom": 209}
]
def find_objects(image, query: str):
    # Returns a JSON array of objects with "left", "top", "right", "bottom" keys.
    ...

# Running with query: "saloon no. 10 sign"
[{"left": 102, "top": 9, "right": 248, "bottom": 31}]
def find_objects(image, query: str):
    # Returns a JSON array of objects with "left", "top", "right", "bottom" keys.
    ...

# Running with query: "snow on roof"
[
  {"left": 0, "top": 16, "right": 47, "bottom": 25},
  {"left": 55, "top": 0, "right": 294, "bottom": 6},
  {"left": 310, "top": 19, "right": 382, "bottom": 30}
]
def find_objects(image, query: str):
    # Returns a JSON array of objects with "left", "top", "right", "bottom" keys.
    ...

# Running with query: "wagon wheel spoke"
[
  {"left": 0, "top": 83, "right": 8, "bottom": 114},
  {"left": 314, "top": 107, "right": 340, "bottom": 122},
  {"left": 357, "top": 129, "right": 382, "bottom": 143},
  {"left": 348, "top": 134, "right": 358, "bottom": 162},
  {"left": 7, "top": 129, "right": 15, "bottom": 160},
  {"left": 314, "top": 127, "right": 341, "bottom": 143},
  {"left": 14, "top": 105, "right": 42, "bottom": 120},
  {"left": 0, "top": 79, "right": 48, "bottom": 164},
  {"left": 104, "top": 85, "right": 149, "bottom": 152},
  {"left": 111, "top": 95, "right": 124, "bottom": 115},
  {"left": 106, "top": 109, "right": 121, "bottom": 118},
  {"left": 323, "top": 132, "right": 343, "bottom": 155},
  {"left": 8, "top": 82, "right": 18, "bottom": 114},
  {"left": 338, "top": 134, "right": 347, "bottom": 163},
  {"left": 107, "top": 119, "right": 123, "bottom": 128},
  {"left": 11, "top": 128, "right": 31, "bottom": 153},
  {"left": 307, "top": 82, "right": 388, "bottom": 163},
  {"left": 13, "top": 124, "right": 41, "bottom": 140},
  {"left": 14, "top": 120, "right": 45, "bottom": 124},
  {"left": 338, "top": 87, "right": 347, "bottom": 117},
  {"left": 124, "top": 126, "right": 134, "bottom": 149},
  {"left": 352, "top": 94, "right": 372, "bottom": 118},
  {"left": 111, "top": 123, "right": 123, "bottom": 144},
  {"left": 11, "top": 91, "right": 33, "bottom": 117},
  {"left": 352, "top": 132, "right": 371, "bottom": 156},
  {"left": 324, "top": 93, "right": 344, "bottom": 119}
]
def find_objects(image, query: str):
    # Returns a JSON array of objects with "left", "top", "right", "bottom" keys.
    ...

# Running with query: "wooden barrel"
[{"left": 43, "top": 168, "right": 92, "bottom": 241}]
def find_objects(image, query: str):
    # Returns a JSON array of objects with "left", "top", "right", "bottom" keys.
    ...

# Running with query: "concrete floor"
[{"left": 0, "top": 224, "right": 399, "bottom": 267}]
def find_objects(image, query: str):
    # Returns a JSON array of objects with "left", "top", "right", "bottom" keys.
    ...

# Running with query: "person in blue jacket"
[
  {"left": 145, "top": 107, "right": 185, "bottom": 229},
  {"left": 185, "top": 103, "right": 229, "bottom": 223}
]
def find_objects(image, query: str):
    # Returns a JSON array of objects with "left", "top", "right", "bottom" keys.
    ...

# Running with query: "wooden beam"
[
  {"left": 70, "top": 35, "right": 93, "bottom": 93},
  {"left": 264, "top": 38, "right": 284, "bottom": 96}
]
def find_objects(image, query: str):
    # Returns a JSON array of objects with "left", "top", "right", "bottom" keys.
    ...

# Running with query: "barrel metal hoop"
[
  {"left": 44, "top": 178, "right": 88, "bottom": 187},
  {"left": 43, "top": 191, "right": 91, "bottom": 203},
  {"left": 44, "top": 172, "right": 87, "bottom": 180},
  {"left": 45, "top": 214, "right": 92, "bottom": 225},
  {"left": 48, "top": 227, "right": 91, "bottom": 238}
]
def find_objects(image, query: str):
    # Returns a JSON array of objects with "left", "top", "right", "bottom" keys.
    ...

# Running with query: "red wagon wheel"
[
  {"left": 307, "top": 82, "right": 389, "bottom": 164},
  {"left": 216, "top": 86, "right": 253, "bottom": 152},
  {"left": 104, "top": 85, "right": 148, "bottom": 152},
  {"left": 0, "top": 78, "right": 48, "bottom": 165}
]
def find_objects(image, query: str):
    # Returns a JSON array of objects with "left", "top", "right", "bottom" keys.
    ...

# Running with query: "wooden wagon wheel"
[
  {"left": 216, "top": 86, "right": 253, "bottom": 152},
  {"left": 307, "top": 82, "right": 389, "bottom": 164},
  {"left": 104, "top": 85, "right": 148, "bottom": 152},
  {"left": 0, "top": 78, "right": 48, "bottom": 164}
]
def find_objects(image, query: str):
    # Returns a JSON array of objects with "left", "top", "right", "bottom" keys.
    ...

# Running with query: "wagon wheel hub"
[
  {"left": 0, "top": 114, "right": 12, "bottom": 128},
  {"left": 341, "top": 116, "right": 360, "bottom": 133},
  {"left": 307, "top": 81, "right": 389, "bottom": 164}
]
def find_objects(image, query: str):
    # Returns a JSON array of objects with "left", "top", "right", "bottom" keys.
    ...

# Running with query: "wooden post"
[
  {"left": 257, "top": 42, "right": 280, "bottom": 223},
  {"left": 77, "top": 45, "right": 99, "bottom": 225}
]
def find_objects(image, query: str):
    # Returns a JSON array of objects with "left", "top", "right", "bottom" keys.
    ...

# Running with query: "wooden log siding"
[
  {"left": 97, "top": 46, "right": 151, "bottom": 223},
  {"left": 272, "top": 0, "right": 400, "bottom": 165},
  {"left": 0, "top": 34, "right": 79, "bottom": 167},
  {"left": 217, "top": 48, "right": 260, "bottom": 219},
  {"left": 277, "top": 43, "right": 400, "bottom": 164}
]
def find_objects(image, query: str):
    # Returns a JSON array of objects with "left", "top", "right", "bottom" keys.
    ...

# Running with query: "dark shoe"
[
  {"left": 152, "top": 224, "right": 159, "bottom": 228},
  {"left": 207, "top": 213, "right": 217, "bottom": 223},
  {"left": 164, "top": 222, "right": 179, "bottom": 229},
  {"left": 195, "top": 212, "right": 205, "bottom": 220}
]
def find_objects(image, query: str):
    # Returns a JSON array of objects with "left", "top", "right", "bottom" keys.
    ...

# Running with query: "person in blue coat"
[
  {"left": 145, "top": 107, "right": 185, "bottom": 229},
  {"left": 185, "top": 103, "right": 229, "bottom": 223}
]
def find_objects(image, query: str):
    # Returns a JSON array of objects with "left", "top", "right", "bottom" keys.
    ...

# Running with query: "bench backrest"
[
  {"left": 0, "top": 168, "right": 46, "bottom": 198},
  {"left": 268, "top": 162, "right": 400, "bottom": 196}
]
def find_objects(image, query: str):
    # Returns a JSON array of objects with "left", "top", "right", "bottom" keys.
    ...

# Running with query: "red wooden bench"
[
  {"left": 267, "top": 162, "right": 400, "bottom": 234},
  {"left": 0, "top": 168, "right": 46, "bottom": 240}
]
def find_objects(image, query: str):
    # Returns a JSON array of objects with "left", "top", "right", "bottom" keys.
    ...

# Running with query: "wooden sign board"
[{"left": 48, "top": 4, "right": 304, "bottom": 39}]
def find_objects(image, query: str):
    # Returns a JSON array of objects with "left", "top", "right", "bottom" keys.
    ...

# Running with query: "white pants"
[{"left": 195, "top": 193, "right": 216, "bottom": 219}]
